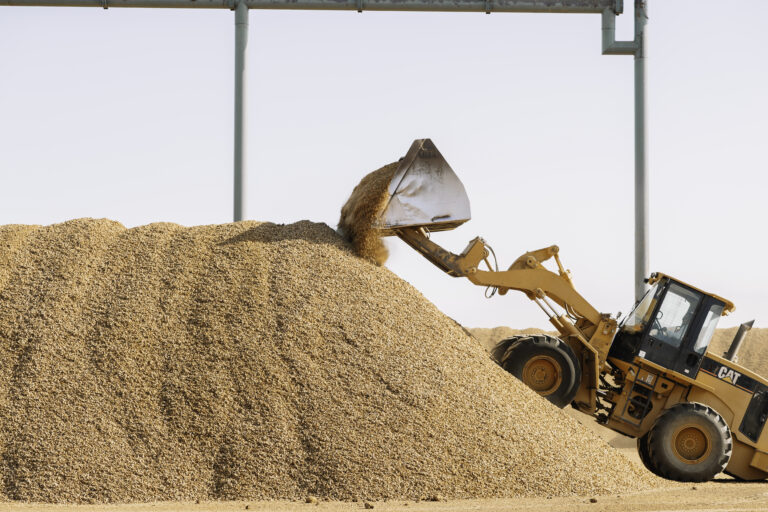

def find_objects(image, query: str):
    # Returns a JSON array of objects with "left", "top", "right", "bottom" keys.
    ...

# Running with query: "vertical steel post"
[
  {"left": 634, "top": 0, "right": 648, "bottom": 301},
  {"left": 234, "top": 0, "right": 248, "bottom": 222}
]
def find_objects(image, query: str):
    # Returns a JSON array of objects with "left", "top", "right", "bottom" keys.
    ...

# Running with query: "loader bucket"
[{"left": 378, "top": 139, "right": 471, "bottom": 234}]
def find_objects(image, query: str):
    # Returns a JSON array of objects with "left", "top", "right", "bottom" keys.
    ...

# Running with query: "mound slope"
[{"left": 0, "top": 219, "right": 655, "bottom": 503}]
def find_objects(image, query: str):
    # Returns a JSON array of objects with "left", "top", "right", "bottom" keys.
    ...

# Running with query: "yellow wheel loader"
[{"left": 358, "top": 138, "right": 768, "bottom": 482}]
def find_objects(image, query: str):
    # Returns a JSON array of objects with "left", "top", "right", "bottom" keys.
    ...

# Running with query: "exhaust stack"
[{"left": 724, "top": 320, "right": 755, "bottom": 363}]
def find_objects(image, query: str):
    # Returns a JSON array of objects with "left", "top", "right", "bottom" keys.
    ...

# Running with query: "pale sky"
[{"left": 1, "top": 1, "right": 766, "bottom": 331}]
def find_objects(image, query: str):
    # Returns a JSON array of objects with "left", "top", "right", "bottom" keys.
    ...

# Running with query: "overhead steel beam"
[{"left": 0, "top": 0, "right": 619, "bottom": 13}]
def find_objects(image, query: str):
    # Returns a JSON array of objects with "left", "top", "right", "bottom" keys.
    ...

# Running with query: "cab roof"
[{"left": 647, "top": 272, "right": 735, "bottom": 316}]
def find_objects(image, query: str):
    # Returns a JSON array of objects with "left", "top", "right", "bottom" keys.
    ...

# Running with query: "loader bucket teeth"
[{"left": 378, "top": 139, "right": 471, "bottom": 234}]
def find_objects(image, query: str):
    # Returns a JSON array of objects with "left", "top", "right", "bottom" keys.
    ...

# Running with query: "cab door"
[
  {"left": 674, "top": 298, "right": 725, "bottom": 377},
  {"left": 637, "top": 282, "right": 703, "bottom": 372}
]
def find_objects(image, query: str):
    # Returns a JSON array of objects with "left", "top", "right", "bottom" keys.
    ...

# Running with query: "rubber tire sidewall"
[
  {"left": 501, "top": 336, "right": 581, "bottom": 409},
  {"left": 637, "top": 433, "right": 663, "bottom": 477},
  {"left": 647, "top": 403, "right": 731, "bottom": 482}
]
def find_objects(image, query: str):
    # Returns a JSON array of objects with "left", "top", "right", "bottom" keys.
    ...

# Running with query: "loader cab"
[{"left": 609, "top": 274, "right": 732, "bottom": 378}]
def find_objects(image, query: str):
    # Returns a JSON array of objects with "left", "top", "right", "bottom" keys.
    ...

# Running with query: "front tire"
[
  {"left": 647, "top": 403, "right": 732, "bottom": 482},
  {"left": 492, "top": 335, "right": 581, "bottom": 408}
]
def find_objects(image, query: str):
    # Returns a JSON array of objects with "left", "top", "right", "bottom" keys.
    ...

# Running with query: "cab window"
[
  {"left": 650, "top": 283, "right": 702, "bottom": 348},
  {"left": 693, "top": 303, "right": 724, "bottom": 354},
  {"left": 621, "top": 283, "right": 661, "bottom": 333}
]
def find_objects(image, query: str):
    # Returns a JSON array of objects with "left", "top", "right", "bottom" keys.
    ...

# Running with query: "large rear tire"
[
  {"left": 647, "top": 403, "right": 732, "bottom": 482},
  {"left": 492, "top": 335, "right": 581, "bottom": 409}
]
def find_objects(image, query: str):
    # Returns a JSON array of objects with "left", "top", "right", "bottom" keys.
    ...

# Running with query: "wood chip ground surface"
[{"left": 0, "top": 219, "right": 656, "bottom": 504}]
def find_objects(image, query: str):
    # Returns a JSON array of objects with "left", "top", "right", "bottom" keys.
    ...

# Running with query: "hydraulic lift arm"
[{"left": 396, "top": 227, "right": 618, "bottom": 364}]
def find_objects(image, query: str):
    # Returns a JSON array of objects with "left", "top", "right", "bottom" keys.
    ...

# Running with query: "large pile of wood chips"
[{"left": 0, "top": 219, "right": 656, "bottom": 503}]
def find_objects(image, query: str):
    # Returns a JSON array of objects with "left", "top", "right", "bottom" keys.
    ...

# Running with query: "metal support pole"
[
  {"left": 633, "top": 0, "right": 647, "bottom": 302},
  {"left": 602, "top": 2, "right": 648, "bottom": 302},
  {"left": 234, "top": 0, "right": 248, "bottom": 222}
]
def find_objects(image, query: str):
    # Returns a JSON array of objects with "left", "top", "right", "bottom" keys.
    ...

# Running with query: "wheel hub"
[
  {"left": 673, "top": 425, "right": 711, "bottom": 464},
  {"left": 521, "top": 356, "right": 562, "bottom": 396}
]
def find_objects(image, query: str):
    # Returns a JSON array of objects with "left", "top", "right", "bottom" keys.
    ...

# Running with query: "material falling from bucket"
[{"left": 338, "top": 162, "right": 399, "bottom": 265}]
